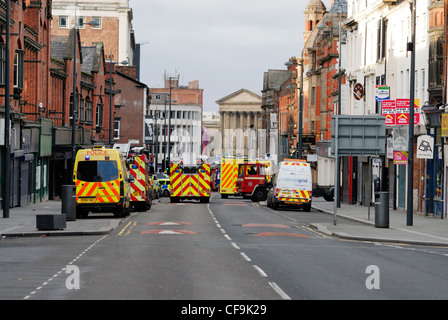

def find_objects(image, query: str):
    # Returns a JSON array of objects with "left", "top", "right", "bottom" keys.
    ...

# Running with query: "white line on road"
[{"left": 269, "top": 282, "right": 292, "bottom": 300}]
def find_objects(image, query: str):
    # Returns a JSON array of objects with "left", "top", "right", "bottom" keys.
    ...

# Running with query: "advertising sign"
[
  {"left": 396, "top": 99, "right": 409, "bottom": 125},
  {"left": 381, "top": 100, "right": 396, "bottom": 126},
  {"left": 416, "top": 135, "right": 434, "bottom": 159},
  {"left": 390, "top": 99, "right": 420, "bottom": 126},
  {"left": 442, "top": 114, "right": 448, "bottom": 137},
  {"left": 375, "top": 85, "right": 390, "bottom": 101},
  {"left": 144, "top": 116, "right": 154, "bottom": 144},
  {"left": 393, "top": 151, "right": 408, "bottom": 165}
]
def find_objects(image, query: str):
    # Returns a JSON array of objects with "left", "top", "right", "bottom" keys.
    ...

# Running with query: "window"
[
  {"left": 59, "top": 16, "right": 68, "bottom": 28},
  {"left": 0, "top": 45, "right": 5, "bottom": 85},
  {"left": 311, "top": 87, "right": 316, "bottom": 106},
  {"left": 96, "top": 103, "right": 103, "bottom": 127},
  {"left": 79, "top": 98, "right": 85, "bottom": 122},
  {"left": 77, "top": 160, "right": 118, "bottom": 182},
  {"left": 85, "top": 99, "right": 92, "bottom": 123},
  {"left": 13, "top": 51, "right": 24, "bottom": 89},
  {"left": 77, "top": 17, "right": 86, "bottom": 29},
  {"left": 91, "top": 17, "right": 102, "bottom": 29},
  {"left": 113, "top": 118, "right": 120, "bottom": 140}
]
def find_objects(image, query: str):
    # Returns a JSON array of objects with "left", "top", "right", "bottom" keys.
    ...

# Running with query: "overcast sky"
[{"left": 130, "top": 0, "right": 333, "bottom": 112}]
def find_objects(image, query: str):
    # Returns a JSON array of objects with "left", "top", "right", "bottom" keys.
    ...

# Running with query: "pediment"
[{"left": 216, "top": 89, "right": 262, "bottom": 105}]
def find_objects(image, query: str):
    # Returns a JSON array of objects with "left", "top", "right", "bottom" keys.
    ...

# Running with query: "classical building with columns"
[{"left": 216, "top": 89, "right": 263, "bottom": 159}]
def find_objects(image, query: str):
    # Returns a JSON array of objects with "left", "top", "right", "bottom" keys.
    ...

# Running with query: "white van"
[{"left": 267, "top": 159, "right": 312, "bottom": 211}]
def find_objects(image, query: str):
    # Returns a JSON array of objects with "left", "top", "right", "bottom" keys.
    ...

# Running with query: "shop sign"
[{"left": 416, "top": 135, "right": 434, "bottom": 159}]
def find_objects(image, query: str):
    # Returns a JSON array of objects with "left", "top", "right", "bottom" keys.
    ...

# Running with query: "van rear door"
[{"left": 76, "top": 160, "right": 120, "bottom": 203}]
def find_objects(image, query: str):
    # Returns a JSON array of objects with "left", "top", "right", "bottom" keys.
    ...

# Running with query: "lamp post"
[
  {"left": 407, "top": 0, "right": 416, "bottom": 226},
  {"left": 3, "top": 0, "right": 11, "bottom": 218}
]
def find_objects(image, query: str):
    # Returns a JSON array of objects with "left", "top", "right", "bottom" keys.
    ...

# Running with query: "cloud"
[{"left": 130, "top": 0, "right": 332, "bottom": 110}]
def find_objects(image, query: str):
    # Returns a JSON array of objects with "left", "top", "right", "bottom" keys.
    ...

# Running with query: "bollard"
[
  {"left": 374, "top": 191, "right": 389, "bottom": 228},
  {"left": 62, "top": 185, "right": 76, "bottom": 221}
]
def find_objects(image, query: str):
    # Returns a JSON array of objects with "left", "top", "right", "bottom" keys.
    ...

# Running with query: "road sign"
[{"left": 331, "top": 115, "right": 386, "bottom": 156}]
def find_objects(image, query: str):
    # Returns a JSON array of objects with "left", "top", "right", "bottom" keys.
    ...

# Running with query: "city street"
[{"left": 1, "top": 195, "right": 448, "bottom": 301}]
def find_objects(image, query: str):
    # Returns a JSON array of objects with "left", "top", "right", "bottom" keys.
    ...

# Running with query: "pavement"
[{"left": 1, "top": 197, "right": 448, "bottom": 247}]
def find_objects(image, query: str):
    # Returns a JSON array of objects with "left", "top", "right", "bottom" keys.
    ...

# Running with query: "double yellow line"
[{"left": 118, "top": 221, "right": 137, "bottom": 236}]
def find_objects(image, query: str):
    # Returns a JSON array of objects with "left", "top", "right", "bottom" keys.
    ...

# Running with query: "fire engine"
[
  {"left": 210, "top": 165, "right": 220, "bottom": 191},
  {"left": 169, "top": 161, "right": 211, "bottom": 203},
  {"left": 128, "top": 153, "right": 153, "bottom": 211},
  {"left": 220, "top": 158, "right": 272, "bottom": 202}
]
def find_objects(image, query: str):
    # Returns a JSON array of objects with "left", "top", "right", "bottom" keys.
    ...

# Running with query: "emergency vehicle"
[
  {"left": 128, "top": 154, "right": 153, "bottom": 211},
  {"left": 267, "top": 159, "right": 312, "bottom": 211},
  {"left": 220, "top": 158, "right": 272, "bottom": 201},
  {"left": 73, "top": 146, "right": 132, "bottom": 218},
  {"left": 210, "top": 165, "right": 220, "bottom": 191},
  {"left": 169, "top": 162, "right": 211, "bottom": 203}
]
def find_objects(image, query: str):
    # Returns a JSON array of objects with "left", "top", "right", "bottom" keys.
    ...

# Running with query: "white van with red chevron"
[{"left": 267, "top": 159, "right": 312, "bottom": 211}]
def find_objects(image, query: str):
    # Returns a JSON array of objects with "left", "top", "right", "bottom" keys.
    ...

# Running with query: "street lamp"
[{"left": 3, "top": 0, "right": 11, "bottom": 218}]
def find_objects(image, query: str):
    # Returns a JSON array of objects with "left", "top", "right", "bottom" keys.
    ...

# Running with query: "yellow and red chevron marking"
[
  {"left": 97, "top": 180, "right": 120, "bottom": 203},
  {"left": 284, "top": 161, "right": 308, "bottom": 166},
  {"left": 199, "top": 165, "right": 210, "bottom": 196},
  {"left": 130, "top": 157, "right": 146, "bottom": 202},
  {"left": 190, "top": 175, "right": 199, "bottom": 196},
  {"left": 131, "top": 178, "right": 145, "bottom": 201},
  {"left": 278, "top": 197, "right": 309, "bottom": 203},
  {"left": 76, "top": 180, "right": 97, "bottom": 199},
  {"left": 220, "top": 160, "right": 238, "bottom": 193},
  {"left": 170, "top": 163, "right": 182, "bottom": 197},
  {"left": 76, "top": 179, "right": 120, "bottom": 203}
]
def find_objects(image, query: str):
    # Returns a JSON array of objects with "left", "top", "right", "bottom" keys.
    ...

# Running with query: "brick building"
[
  {"left": 51, "top": 0, "right": 135, "bottom": 66},
  {"left": 113, "top": 65, "right": 149, "bottom": 147}
]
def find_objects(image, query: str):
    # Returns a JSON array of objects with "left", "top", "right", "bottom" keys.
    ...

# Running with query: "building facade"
[
  {"left": 217, "top": 89, "right": 263, "bottom": 160},
  {"left": 51, "top": 0, "right": 135, "bottom": 65},
  {"left": 149, "top": 78, "right": 204, "bottom": 171}
]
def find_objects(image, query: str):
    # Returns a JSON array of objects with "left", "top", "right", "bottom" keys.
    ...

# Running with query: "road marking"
[
  {"left": 118, "top": 221, "right": 135, "bottom": 236},
  {"left": 140, "top": 229, "right": 197, "bottom": 235},
  {"left": 253, "top": 232, "right": 310, "bottom": 238},
  {"left": 207, "top": 202, "right": 291, "bottom": 301},
  {"left": 269, "top": 282, "right": 291, "bottom": 300},
  {"left": 145, "top": 221, "right": 192, "bottom": 226},
  {"left": 240, "top": 252, "right": 251, "bottom": 262},
  {"left": 242, "top": 223, "right": 290, "bottom": 228},
  {"left": 253, "top": 265, "right": 267, "bottom": 278},
  {"left": 23, "top": 235, "right": 108, "bottom": 300}
]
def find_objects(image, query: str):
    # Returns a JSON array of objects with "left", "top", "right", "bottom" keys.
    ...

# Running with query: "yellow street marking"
[{"left": 118, "top": 221, "right": 137, "bottom": 236}]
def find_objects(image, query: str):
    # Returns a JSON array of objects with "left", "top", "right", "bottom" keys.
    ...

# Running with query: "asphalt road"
[{"left": 1, "top": 194, "right": 448, "bottom": 301}]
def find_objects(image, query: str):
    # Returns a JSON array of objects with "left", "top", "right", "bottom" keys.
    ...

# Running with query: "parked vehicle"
[
  {"left": 73, "top": 146, "right": 133, "bottom": 218},
  {"left": 267, "top": 159, "right": 312, "bottom": 211},
  {"left": 158, "top": 178, "right": 171, "bottom": 197},
  {"left": 151, "top": 178, "right": 161, "bottom": 199},
  {"left": 169, "top": 162, "right": 211, "bottom": 203},
  {"left": 127, "top": 154, "right": 153, "bottom": 211},
  {"left": 220, "top": 157, "right": 272, "bottom": 201}
]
